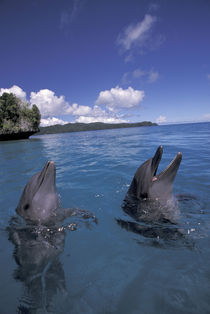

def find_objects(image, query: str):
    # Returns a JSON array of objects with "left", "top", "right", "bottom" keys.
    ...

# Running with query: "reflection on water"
[
  {"left": 116, "top": 218, "right": 184, "bottom": 242},
  {"left": 116, "top": 197, "right": 201, "bottom": 249},
  {"left": 7, "top": 217, "right": 71, "bottom": 313}
]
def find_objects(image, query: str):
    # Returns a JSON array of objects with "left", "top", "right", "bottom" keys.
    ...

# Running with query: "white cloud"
[
  {"left": 0, "top": 85, "right": 27, "bottom": 101},
  {"left": 73, "top": 104, "right": 127, "bottom": 123},
  {"left": 76, "top": 115, "right": 126, "bottom": 124},
  {"left": 41, "top": 117, "right": 69, "bottom": 127},
  {"left": 117, "top": 14, "right": 157, "bottom": 51},
  {"left": 70, "top": 103, "right": 92, "bottom": 116},
  {"left": 76, "top": 105, "right": 103, "bottom": 117},
  {"left": 29, "top": 91, "right": 99, "bottom": 119},
  {"left": 207, "top": 74, "right": 210, "bottom": 80},
  {"left": 30, "top": 89, "right": 72, "bottom": 117},
  {"left": 95, "top": 86, "right": 144, "bottom": 111},
  {"left": 148, "top": 70, "right": 159, "bottom": 83},
  {"left": 156, "top": 115, "right": 166, "bottom": 124}
]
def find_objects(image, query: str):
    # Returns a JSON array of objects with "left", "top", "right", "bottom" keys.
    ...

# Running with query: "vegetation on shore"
[
  {"left": 0, "top": 93, "right": 41, "bottom": 139},
  {"left": 38, "top": 121, "right": 157, "bottom": 135}
]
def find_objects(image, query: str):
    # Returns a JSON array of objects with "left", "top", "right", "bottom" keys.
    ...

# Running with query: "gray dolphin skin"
[
  {"left": 16, "top": 161, "right": 96, "bottom": 225},
  {"left": 125, "top": 145, "right": 182, "bottom": 203}
]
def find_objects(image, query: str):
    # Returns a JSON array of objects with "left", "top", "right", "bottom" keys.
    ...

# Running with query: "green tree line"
[
  {"left": 0, "top": 93, "right": 41, "bottom": 133},
  {"left": 38, "top": 121, "right": 157, "bottom": 135}
]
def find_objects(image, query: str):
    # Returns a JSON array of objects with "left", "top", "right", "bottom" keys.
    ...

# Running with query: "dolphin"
[
  {"left": 9, "top": 160, "right": 97, "bottom": 312},
  {"left": 125, "top": 146, "right": 182, "bottom": 204},
  {"left": 16, "top": 161, "right": 96, "bottom": 225},
  {"left": 118, "top": 146, "right": 183, "bottom": 240}
]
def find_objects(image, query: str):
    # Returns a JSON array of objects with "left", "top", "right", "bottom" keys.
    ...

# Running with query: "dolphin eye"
[
  {"left": 140, "top": 193, "right": 148, "bottom": 199},
  {"left": 24, "top": 204, "right": 30, "bottom": 210}
]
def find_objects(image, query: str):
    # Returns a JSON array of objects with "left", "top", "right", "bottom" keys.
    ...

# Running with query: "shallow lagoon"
[{"left": 0, "top": 123, "right": 210, "bottom": 313}]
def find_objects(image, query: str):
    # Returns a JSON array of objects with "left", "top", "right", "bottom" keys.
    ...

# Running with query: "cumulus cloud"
[
  {"left": 69, "top": 103, "right": 92, "bottom": 116},
  {"left": 41, "top": 117, "right": 69, "bottom": 127},
  {"left": 0, "top": 85, "right": 26, "bottom": 101},
  {"left": 117, "top": 14, "right": 157, "bottom": 51},
  {"left": 95, "top": 86, "right": 144, "bottom": 111},
  {"left": 30, "top": 90, "right": 100, "bottom": 120},
  {"left": 156, "top": 115, "right": 166, "bottom": 124},
  {"left": 30, "top": 89, "right": 72, "bottom": 117},
  {"left": 72, "top": 104, "right": 127, "bottom": 123},
  {"left": 76, "top": 115, "right": 126, "bottom": 124}
]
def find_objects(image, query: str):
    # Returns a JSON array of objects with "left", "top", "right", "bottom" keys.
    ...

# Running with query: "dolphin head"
[
  {"left": 126, "top": 146, "right": 182, "bottom": 201},
  {"left": 16, "top": 161, "right": 60, "bottom": 224}
]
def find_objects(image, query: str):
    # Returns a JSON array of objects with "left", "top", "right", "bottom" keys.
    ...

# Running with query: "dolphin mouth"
[
  {"left": 37, "top": 161, "right": 56, "bottom": 190},
  {"left": 152, "top": 147, "right": 182, "bottom": 182},
  {"left": 151, "top": 146, "right": 163, "bottom": 178}
]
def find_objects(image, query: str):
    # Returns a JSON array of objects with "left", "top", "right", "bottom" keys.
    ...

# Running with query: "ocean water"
[{"left": 0, "top": 122, "right": 210, "bottom": 314}]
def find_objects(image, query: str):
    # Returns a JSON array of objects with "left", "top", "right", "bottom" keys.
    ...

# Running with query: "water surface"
[{"left": 0, "top": 123, "right": 210, "bottom": 313}]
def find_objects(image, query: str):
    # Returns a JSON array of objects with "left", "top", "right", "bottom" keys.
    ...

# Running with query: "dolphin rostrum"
[{"left": 16, "top": 161, "right": 96, "bottom": 225}]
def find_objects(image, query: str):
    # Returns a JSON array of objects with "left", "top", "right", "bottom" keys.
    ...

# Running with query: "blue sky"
[{"left": 0, "top": 0, "right": 210, "bottom": 126}]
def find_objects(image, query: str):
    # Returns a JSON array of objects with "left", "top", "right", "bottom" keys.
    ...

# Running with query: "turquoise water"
[{"left": 0, "top": 123, "right": 210, "bottom": 313}]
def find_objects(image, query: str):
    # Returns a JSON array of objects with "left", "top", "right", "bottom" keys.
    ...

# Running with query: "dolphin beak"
[
  {"left": 151, "top": 146, "right": 163, "bottom": 177},
  {"left": 38, "top": 161, "right": 56, "bottom": 189},
  {"left": 152, "top": 151, "right": 182, "bottom": 182}
]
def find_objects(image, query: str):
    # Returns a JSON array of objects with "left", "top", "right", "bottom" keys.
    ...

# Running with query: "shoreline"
[
  {"left": 36, "top": 121, "right": 157, "bottom": 136},
  {"left": 0, "top": 131, "right": 38, "bottom": 141}
]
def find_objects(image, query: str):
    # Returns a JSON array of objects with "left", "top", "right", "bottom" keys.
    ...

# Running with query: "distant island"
[
  {"left": 0, "top": 93, "right": 41, "bottom": 141},
  {"left": 0, "top": 92, "right": 157, "bottom": 140},
  {"left": 37, "top": 121, "right": 157, "bottom": 135}
]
